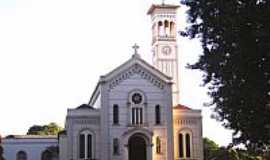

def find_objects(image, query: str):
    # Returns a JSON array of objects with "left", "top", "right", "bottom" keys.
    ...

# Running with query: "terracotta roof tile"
[
  {"left": 173, "top": 104, "right": 191, "bottom": 110},
  {"left": 147, "top": 4, "right": 180, "bottom": 15},
  {"left": 76, "top": 104, "right": 95, "bottom": 110}
]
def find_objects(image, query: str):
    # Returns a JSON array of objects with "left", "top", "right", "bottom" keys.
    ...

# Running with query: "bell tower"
[{"left": 147, "top": 3, "right": 180, "bottom": 106}]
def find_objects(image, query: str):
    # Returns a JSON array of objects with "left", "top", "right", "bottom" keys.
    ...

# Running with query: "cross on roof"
[
  {"left": 132, "top": 43, "right": 139, "bottom": 54},
  {"left": 162, "top": 0, "right": 165, "bottom": 5}
]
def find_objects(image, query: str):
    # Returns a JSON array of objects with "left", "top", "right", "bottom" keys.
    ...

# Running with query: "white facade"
[
  {"left": 59, "top": 54, "right": 175, "bottom": 160},
  {"left": 2, "top": 135, "right": 58, "bottom": 160},
  {"left": 2, "top": 3, "right": 203, "bottom": 160}
]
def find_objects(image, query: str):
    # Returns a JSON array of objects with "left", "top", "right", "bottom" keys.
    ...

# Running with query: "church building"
[{"left": 2, "top": 3, "right": 203, "bottom": 160}]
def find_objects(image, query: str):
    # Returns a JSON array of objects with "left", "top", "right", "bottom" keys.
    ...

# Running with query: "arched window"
[
  {"left": 156, "top": 137, "right": 161, "bottom": 154},
  {"left": 130, "top": 92, "right": 144, "bottom": 125},
  {"left": 79, "top": 130, "right": 93, "bottom": 159},
  {"left": 158, "top": 21, "right": 163, "bottom": 36},
  {"left": 178, "top": 131, "right": 192, "bottom": 158},
  {"left": 164, "top": 20, "right": 169, "bottom": 28},
  {"left": 164, "top": 20, "right": 169, "bottom": 36},
  {"left": 131, "top": 107, "right": 143, "bottom": 124},
  {"left": 113, "top": 138, "right": 119, "bottom": 155},
  {"left": 178, "top": 133, "right": 184, "bottom": 158},
  {"left": 113, "top": 104, "right": 119, "bottom": 124},
  {"left": 41, "top": 150, "right": 52, "bottom": 160},
  {"left": 155, "top": 105, "right": 161, "bottom": 125},
  {"left": 170, "top": 21, "right": 175, "bottom": 36},
  {"left": 16, "top": 151, "right": 27, "bottom": 160},
  {"left": 186, "top": 133, "right": 191, "bottom": 158}
]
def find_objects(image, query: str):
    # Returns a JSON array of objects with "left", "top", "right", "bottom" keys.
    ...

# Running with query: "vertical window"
[
  {"left": 158, "top": 21, "right": 163, "bottom": 34},
  {"left": 178, "top": 133, "right": 184, "bottom": 158},
  {"left": 139, "top": 108, "right": 143, "bottom": 123},
  {"left": 131, "top": 108, "right": 143, "bottom": 125},
  {"left": 113, "top": 138, "right": 119, "bottom": 155},
  {"left": 186, "top": 134, "right": 191, "bottom": 158},
  {"left": 170, "top": 21, "right": 175, "bottom": 36},
  {"left": 113, "top": 104, "right": 119, "bottom": 124},
  {"left": 16, "top": 151, "right": 27, "bottom": 160},
  {"left": 178, "top": 131, "right": 192, "bottom": 158},
  {"left": 132, "top": 108, "right": 135, "bottom": 124},
  {"left": 164, "top": 20, "right": 169, "bottom": 27},
  {"left": 130, "top": 92, "right": 144, "bottom": 125},
  {"left": 155, "top": 105, "right": 161, "bottom": 124},
  {"left": 156, "top": 137, "right": 161, "bottom": 154},
  {"left": 87, "top": 134, "right": 92, "bottom": 159},
  {"left": 79, "top": 131, "right": 93, "bottom": 159},
  {"left": 135, "top": 108, "right": 139, "bottom": 124},
  {"left": 79, "top": 134, "right": 85, "bottom": 159},
  {"left": 164, "top": 20, "right": 169, "bottom": 36}
]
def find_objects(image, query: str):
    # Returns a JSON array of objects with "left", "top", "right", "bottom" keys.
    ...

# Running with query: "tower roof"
[
  {"left": 76, "top": 104, "right": 95, "bottom": 110},
  {"left": 173, "top": 104, "right": 191, "bottom": 110},
  {"left": 147, "top": 4, "right": 180, "bottom": 15}
]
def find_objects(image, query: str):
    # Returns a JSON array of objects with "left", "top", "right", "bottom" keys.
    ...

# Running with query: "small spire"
[
  {"left": 132, "top": 43, "right": 139, "bottom": 54},
  {"left": 132, "top": 43, "right": 141, "bottom": 58}
]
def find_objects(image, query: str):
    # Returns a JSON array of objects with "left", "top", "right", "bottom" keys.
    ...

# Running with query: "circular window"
[{"left": 132, "top": 93, "right": 143, "bottom": 104}]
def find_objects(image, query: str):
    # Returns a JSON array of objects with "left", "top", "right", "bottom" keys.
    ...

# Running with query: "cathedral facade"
[
  {"left": 59, "top": 3, "right": 203, "bottom": 160},
  {"left": 2, "top": 3, "right": 203, "bottom": 160}
]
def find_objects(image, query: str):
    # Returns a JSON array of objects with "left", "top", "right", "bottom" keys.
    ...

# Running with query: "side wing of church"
[{"left": 2, "top": 2, "right": 203, "bottom": 160}]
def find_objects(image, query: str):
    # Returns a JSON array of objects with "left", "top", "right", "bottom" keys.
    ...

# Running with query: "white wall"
[
  {"left": 107, "top": 73, "right": 172, "bottom": 160},
  {"left": 2, "top": 138, "right": 58, "bottom": 160}
]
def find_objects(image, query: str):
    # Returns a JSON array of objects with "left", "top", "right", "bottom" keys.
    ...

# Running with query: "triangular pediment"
[{"left": 99, "top": 55, "right": 172, "bottom": 90}]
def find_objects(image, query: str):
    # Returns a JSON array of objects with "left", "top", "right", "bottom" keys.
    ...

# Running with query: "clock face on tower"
[{"left": 162, "top": 46, "right": 172, "bottom": 55}]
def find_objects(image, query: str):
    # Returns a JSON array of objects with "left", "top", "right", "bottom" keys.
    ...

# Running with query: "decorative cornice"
[
  {"left": 173, "top": 118, "right": 198, "bottom": 126},
  {"left": 108, "top": 64, "right": 165, "bottom": 91}
]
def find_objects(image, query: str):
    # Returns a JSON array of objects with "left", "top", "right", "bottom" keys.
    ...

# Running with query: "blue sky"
[{"left": 0, "top": 0, "right": 232, "bottom": 146}]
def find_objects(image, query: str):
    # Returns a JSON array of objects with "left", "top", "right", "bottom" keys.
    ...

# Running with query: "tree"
[
  {"left": 27, "top": 122, "right": 63, "bottom": 135},
  {"left": 203, "top": 137, "right": 266, "bottom": 160},
  {"left": 181, "top": 0, "right": 270, "bottom": 151},
  {"left": 203, "top": 138, "right": 219, "bottom": 160}
]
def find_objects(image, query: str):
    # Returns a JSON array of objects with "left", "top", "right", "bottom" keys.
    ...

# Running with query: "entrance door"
[{"left": 128, "top": 135, "right": 147, "bottom": 160}]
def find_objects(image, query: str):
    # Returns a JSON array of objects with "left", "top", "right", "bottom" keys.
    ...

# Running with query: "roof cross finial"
[
  {"left": 132, "top": 43, "right": 139, "bottom": 55},
  {"left": 162, "top": 0, "right": 165, "bottom": 5}
]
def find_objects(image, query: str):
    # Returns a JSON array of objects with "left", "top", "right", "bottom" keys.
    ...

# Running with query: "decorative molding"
[
  {"left": 174, "top": 118, "right": 198, "bottom": 126},
  {"left": 152, "top": 14, "right": 176, "bottom": 21},
  {"left": 73, "top": 118, "right": 100, "bottom": 124},
  {"left": 108, "top": 64, "right": 165, "bottom": 91}
]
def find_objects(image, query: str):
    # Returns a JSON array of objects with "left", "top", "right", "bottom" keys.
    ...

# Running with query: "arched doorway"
[{"left": 128, "top": 134, "right": 147, "bottom": 160}]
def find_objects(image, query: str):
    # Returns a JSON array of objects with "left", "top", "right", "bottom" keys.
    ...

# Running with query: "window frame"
[
  {"left": 156, "top": 137, "right": 161, "bottom": 154},
  {"left": 113, "top": 104, "right": 119, "bottom": 125},
  {"left": 178, "top": 130, "right": 193, "bottom": 159},
  {"left": 113, "top": 138, "right": 120, "bottom": 155},
  {"left": 155, "top": 105, "right": 161, "bottom": 125},
  {"left": 78, "top": 130, "right": 94, "bottom": 159},
  {"left": 128, "top": 91, "right": 146, "bottom": 126}
]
